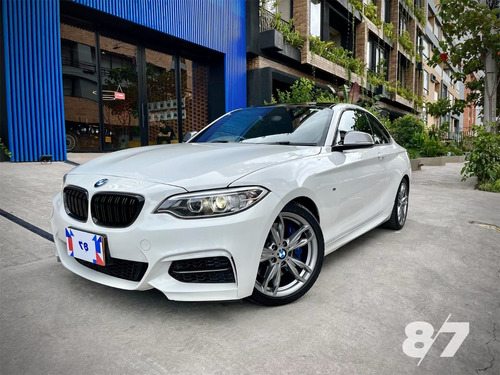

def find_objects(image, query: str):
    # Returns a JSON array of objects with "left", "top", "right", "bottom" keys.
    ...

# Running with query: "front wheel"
[
  {"left": 249, "top": 202, "right": 324, "bottom": 306},
  {"left": 384, "top": 178, "right": 409, "bottom": 230}
]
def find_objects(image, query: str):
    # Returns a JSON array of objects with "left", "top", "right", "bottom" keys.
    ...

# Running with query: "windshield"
[{"left": 191, "top": 105, "right": 333, "bottom": 146}]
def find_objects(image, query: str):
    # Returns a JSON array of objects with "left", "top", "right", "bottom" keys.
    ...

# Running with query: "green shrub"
[
  {"left": 273, "top": 13, "right": 304, "bottom": 50},
  {"left": 398, "top": 30, "right": 415, "bottom": 58},
  {"left": 461, "top": 123, "right": 500, "bottom": 190},
  {"left": 274, "top": 78, "right": 337, "bottom": 104},
  {"left": 0, "top": 138, "right": 12, "bottom": 158},
  {"left": 445, "top": 144, "right": 463, "bottom": 156},
  {"left": 477, "top": 177, "right": 500, "bottom": 193},
  {"left": 309, "top": 36, "right": 365, "bottom": 76},
  {"left": 414, "top": 7, "right": 426, "bottom": 26},
  {"left": 406, "top": 148, "right": 421, "bottom": 159},
  {"left": 407, "top": 130, "right": 448, "bottom": 157},
  {"left": 420, "top": 134, "right": 447, "bottom": 157},
  {"left": 383, "top": 22, "right": 395, "bottom": 43},
  {"left": 389, "top": 115, "right": 425, "bottom": 148}
]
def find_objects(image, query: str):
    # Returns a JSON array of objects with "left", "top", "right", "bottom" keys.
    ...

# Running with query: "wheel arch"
[
  {"left": 403, "top": 174, "right": 410, "bottom": 191},
  {"left": 287, "top": 196, "right": 320, "bottom": 223}
]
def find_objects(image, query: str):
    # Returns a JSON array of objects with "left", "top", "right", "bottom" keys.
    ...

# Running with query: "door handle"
[{"left": 378, "top": 153, "right": 385, "bottom": 160}]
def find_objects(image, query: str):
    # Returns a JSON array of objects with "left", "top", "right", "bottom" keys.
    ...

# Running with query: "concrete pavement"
[{"left": 1, "top": 154, "right": 499, "bottom": 374}]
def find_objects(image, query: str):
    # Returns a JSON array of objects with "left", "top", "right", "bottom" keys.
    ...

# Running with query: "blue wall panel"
[
  {"left": 2, "top": 0, "right": 66, "bottom": 162},
  {"left": 2, "top": 0, "right": 246, "bottom": 162},
  {"left": 71, "top": 0, "right": 247, "bottom": 112}
]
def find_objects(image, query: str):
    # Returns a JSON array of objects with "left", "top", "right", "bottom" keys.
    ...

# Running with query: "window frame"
[{"left": 333, "top": 108, "right": 391, "bottom": 147}]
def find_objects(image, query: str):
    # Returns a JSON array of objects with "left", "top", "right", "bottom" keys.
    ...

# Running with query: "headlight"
[
  {"left": 62, "top": 173, "right": 68, "bottom": 190},
  {"left": 155, "top": 187, "right": 269, "bottom": 218}
]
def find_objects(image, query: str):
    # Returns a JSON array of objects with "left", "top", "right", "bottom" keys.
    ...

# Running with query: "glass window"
[
  {"left": 422, "top": 38, "right": 429, "bottom": 59},
  {"left": 366, "top": 113, "right": 390, "bottom": 144},
  {"left": 423, "top": 70, "right": 429, "bottom": 94},
  {"left": 434, "top": 21, "right": 440, "bottom": 38},
  {"left": 61, "top": 19, "right": 218, "bottom": 152},
  {"left": 368, "top": 39, "right": 388, "bottom": 75},
  {"left": 399, "top": 7, "right": 408, "bottom": 34},
  {"left": 384, "top": 0, "right": 391, "bottom": 23},
  {"left": 310, "top": 0, "right": 322, "bottom": 38},
  {"left": 336, "top": 110, "right": 372, "bottom": 145},
  {"left": 278, "top": 0, "right": 292, "bottom": 21},
  {"left": 397, "top": 54, "right": 409, "bottom": 88},
  {"left": 367, "top": 40, "right": 373, "bottom": 69}
]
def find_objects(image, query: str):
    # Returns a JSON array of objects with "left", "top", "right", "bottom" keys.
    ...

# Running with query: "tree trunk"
[
  {"left": 483, "top": 47, "right": 498, "bottom": 129},
  {"left": 482, "top": 0, "right": 499, "bottom": 130}
]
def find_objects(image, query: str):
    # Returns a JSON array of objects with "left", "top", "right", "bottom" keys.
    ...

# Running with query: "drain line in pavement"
[
  {"left": 468, "top": 220, "right": 500, "bottom": 232},
  {"left": 1, "top": 160, "right": 77, "bottom": 243},
  {"left": 0, "top": 208, "right": 54, "bottom": 242}
]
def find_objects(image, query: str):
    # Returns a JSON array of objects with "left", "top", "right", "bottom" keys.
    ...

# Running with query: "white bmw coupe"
[{"left": 51, "top": 103, "right": 411, "bottom": 305}]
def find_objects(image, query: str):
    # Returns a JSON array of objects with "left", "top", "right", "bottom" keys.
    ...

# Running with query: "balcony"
[
  {"left": 302, "top": 50, "right": 364, "bottom": 86},
  {"left": 258, "top": 8, "right": 301, "bottom": 62}
]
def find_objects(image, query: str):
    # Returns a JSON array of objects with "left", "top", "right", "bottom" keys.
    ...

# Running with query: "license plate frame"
[{"left": 65, "top": 228, "right": 106, "bottom": 266}]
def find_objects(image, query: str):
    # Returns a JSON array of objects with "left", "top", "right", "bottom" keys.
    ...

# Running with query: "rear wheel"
[
  {"left": 249, "top": 202, "right": 324, "bottom": 306},
  {"left": 384, "top": 179, "right": 409, "bottom": 230}
]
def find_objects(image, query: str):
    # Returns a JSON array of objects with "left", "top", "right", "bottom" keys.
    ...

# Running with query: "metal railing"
[{"left": 259, "top": 8, "right": 293, "bottom": 33}]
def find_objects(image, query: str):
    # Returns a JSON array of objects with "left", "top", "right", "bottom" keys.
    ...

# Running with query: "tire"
[
  {"left": 66, "top": 132, "right": 78, "bottom": 152},
  {"left": 249, "top": 202, "right": 324, "bottom": 306},
  {"left": 384, "top": 178, "right": 409, "bottom": 230}
]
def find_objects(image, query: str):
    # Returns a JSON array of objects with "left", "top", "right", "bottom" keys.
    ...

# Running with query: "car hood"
[{"left": 68, "top": 143, "right": 321, "bottom": 191}]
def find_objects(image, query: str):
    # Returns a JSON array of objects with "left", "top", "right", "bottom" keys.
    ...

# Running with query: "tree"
[{"left": 428, "top": 0, "right": 500, "bottom": 125}]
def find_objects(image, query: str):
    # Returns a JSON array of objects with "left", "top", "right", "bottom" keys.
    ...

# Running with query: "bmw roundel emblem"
[
  {"left": 278, "top": 249, "right": 286, "bottom": 259},
  {"left": 94, "top": 179, "right": 108, "bottom": 188}
]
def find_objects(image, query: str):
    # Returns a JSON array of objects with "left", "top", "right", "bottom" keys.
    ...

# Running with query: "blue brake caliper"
[{"left": 287, "top": 223, "right": 303, "bottom": 260}]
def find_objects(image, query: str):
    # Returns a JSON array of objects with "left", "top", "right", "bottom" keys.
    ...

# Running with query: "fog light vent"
[{"left": 169, "top": 256, "right": 235, "bottom": 283}]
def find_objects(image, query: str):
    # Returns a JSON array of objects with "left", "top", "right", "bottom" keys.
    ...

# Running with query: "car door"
[
  {"left": 319, "top": 109, "right": 387, "bottom": 243},
  {"left": 365, "top": 112, "right": 401, "bottom": 211}
]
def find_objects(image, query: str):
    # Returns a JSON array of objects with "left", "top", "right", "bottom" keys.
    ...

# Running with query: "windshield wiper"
[{"left": 265, "top": 141, "right": 317, "bottom": 146}]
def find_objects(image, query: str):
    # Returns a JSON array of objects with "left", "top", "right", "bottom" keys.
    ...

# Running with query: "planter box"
[
  {"left": 442, "top": 155, "right": 465, "bottom": 163},
  {"left": 411, "top": 155, "right": 465, "bottom": 171},
  {"left": 303, "top": 51, "right": 363, "bottom": 86},
  {"left": 419, "top": 157, "right": 446, "bottom": 166},
  {"left": 410, "top": 158, "right": 424, "bottom": 171},
  {"left": 259, "top": 29, "right": 284, "bottom": 52},
  {"left": 259, "top": 29, "right": 301, "bottom": 61}
]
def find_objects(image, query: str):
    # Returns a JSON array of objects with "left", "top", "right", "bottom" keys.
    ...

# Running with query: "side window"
[
  {"left": 366, "top": 113, "right": 391, "bottom": 144},
  {"left": 336, "top": 110, "right": 372, "bottom": 144}
]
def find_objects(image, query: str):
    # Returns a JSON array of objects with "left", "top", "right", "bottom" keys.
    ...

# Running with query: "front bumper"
[{"left": 50, "top": 175, "right": 283, "bottom": 301}]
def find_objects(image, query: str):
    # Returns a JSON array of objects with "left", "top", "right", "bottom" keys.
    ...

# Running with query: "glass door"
[
  {"left": 60, "top": 23, "right": 100, "bottom": 152},
  {"left": 181, "top": 58, "right": 209, "bottom": 137},
  {"left": 99, "top": 36, "right": 140, "bottom": 150},
  {"left": 145, "top": 48, "right": 178, "bottom": 145}
]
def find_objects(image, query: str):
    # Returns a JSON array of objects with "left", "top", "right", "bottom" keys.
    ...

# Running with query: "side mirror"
[
  {"left": 183, "top": 131, "right": 197, "bottom": 142},
  {"left": 332, "top": 131, "right": 374, "bottom": 151}
]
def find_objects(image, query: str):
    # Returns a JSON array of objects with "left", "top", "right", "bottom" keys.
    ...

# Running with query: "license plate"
[{"left": 65, "top": 228, "right": 106, "bottom": 266}]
